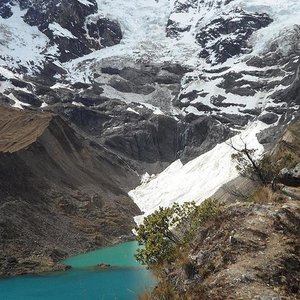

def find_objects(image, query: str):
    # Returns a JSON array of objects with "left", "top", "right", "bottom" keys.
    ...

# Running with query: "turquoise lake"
[{"left": 0, "top": 241, "right": 155, "bottom": 300}]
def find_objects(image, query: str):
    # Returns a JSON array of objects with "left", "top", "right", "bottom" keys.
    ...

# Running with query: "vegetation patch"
[{"left": 135, "top": 199, "right": 222, "bottom": 266}]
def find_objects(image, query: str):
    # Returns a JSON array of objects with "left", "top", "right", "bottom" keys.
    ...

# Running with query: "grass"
[
  {"left": 139, "top": 280, "right": 181, "bottom": 300},
  {"left": 246, "top": 186, "right": 291, "bottom": 204}
]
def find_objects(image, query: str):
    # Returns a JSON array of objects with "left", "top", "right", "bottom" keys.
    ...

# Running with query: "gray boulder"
[{"left": 280, "top": 163, "right": 300, "bottom": 187}]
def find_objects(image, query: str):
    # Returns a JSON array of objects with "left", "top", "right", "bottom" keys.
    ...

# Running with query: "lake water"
[{"left": 0, "top": 241, "right": 155, "bottom": 300}]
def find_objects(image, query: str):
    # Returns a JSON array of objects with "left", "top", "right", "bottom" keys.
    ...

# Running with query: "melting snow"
[
  {"left": 77, "top": 0, "right": 94, "bottom": 6},
  {"left": 127, "top": 107, "right": 140, "bottom": 114},
  {"left": 9, "top": 93, "right": 30, "bottom": 109}
]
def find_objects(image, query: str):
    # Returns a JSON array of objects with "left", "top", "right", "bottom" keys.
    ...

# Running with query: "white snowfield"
[
  {"left": 129, "top": 121, "right": 268, "bottom": 225},
  {"left": 64, "top": 0, "right": 200, "bottom": 83},
  {"left": 49, "top": 23, "right": 76, "bottom": 39},
  {"left": 240, "top": 0, "right": 300, "bottom": 56}
]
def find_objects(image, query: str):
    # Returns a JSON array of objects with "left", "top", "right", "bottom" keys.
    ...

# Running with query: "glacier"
[
  {"left": 65, "top": 0, "right": 300, "bottom": 80},
  {"left": 130, "top": 121, "right": 268, "bottom": 224}
]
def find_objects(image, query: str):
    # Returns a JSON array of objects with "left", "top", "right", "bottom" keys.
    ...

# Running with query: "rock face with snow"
[
  {"left": 0, "top": 0, "right": 299, "bottom": 199},
  {"left": 168, "top": 1, "right": 273, "bottom": 64},
  {"left": 168, "top": 0, "right": 300, "bottom": 127},
  {"left": 0, "top": 0, "right": 122, "bottom": 68},
  {"left": 1, "top": 0, "right": 299, "bottom": 125}
]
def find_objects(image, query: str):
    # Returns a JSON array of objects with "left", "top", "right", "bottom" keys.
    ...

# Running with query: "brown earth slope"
[
  {"left": 145, "top": 120, "right": 300, "bottom": 300},
  {"left": 0, "top": 106, "right": 140, "bottom": 278},
  {"left": 168, "top": 200, "right": 300, "bottom": 300}
]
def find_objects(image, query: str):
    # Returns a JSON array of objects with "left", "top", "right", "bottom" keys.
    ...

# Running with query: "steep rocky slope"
[
  {"left": 143, "top": 120, "right": 300, "bottom": 300},
  {"left": 155, "top": 200, "right": 300, "bottom": 300},
  {"left": 0, "top": 106, "right": 140, "bottom": 278}
]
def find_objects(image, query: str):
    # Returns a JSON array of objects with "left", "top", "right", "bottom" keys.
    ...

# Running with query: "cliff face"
[{"left": 0, "top": 106, "right": 140, "bottom": 277}]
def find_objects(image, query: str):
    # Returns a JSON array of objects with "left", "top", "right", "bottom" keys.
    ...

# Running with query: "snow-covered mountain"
[
  {"left": 0, "top": 0, "right": 122, "bottom": 68},
  {"left": 1, "top": 0, "right": 299, "bottom": 115},
  {"left": 0, "top": 0, "right": 300, "bottom": 221}
]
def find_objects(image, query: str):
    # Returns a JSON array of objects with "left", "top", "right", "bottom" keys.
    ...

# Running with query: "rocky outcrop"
[
  {"left": 161, "top": 200, "right": 300, "bottom": 300},
  {"left": 196, "top": 10, "right": 272, "bottom": 64},
  {"left": 0, "top": 106, "right": 140, "bottom": 278},
  {"left": 0, "top": 57, "right": 235, "bottom": 173},
  {"left": 44, "top": 101, "right": 233, "bottom": 173},
  {"left": 280, "top": 163, "right": 300, "bottom": 187}
]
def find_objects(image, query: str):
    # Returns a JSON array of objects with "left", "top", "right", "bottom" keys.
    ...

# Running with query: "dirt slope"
[
  {"left": 0, "top": 106, "right": 52, "bottom": 153},
  {"left": 0, "top": 106, "right": 140, "bottom": 278}
]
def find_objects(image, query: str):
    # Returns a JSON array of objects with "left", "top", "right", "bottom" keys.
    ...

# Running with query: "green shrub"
[{"left": 135, "top": 199, "right": 221, "bottom": 266}]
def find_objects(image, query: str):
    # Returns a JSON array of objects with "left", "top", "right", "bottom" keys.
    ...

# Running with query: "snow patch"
[
  {"left": 9, "top": 93, "right": 30, "bottom": 109},
  {"left": 0, "top": 5, "right": 53, "bottom": 72},
  {"left": 130, "top": 121, "right": 268, "bottom": 225},
  {"left": 77, "top": 0, "right": 94, "bottom": 6},
  {"left": 49, "top": 23, "right": 76, "bottom": 39},
  {"left": 127, "top": 107, "right": 140, "bottom": 114},
  {"left": 72, "top": 101, "right": 85, "bottom": 107}
]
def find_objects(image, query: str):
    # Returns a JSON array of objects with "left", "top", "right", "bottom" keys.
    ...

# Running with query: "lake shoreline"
[
  {"left": 0, "top": 234, "right": 136, "bottom": 280},
  {"left": 0, "top": 241, "right": 155, "bottom": 300}
]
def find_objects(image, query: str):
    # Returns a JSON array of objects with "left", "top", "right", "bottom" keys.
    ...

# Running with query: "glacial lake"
[{"left": 0, "top": 241, "right": 155, "bottom": 300}]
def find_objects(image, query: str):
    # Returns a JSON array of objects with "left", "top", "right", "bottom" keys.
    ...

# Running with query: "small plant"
[{"left": 135, "top": 205, "right": 180, "bottom": 265}]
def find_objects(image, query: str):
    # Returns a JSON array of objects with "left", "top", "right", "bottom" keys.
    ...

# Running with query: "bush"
[{"left": 135, "top": 199, "right": 221, "bottom": 266}]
